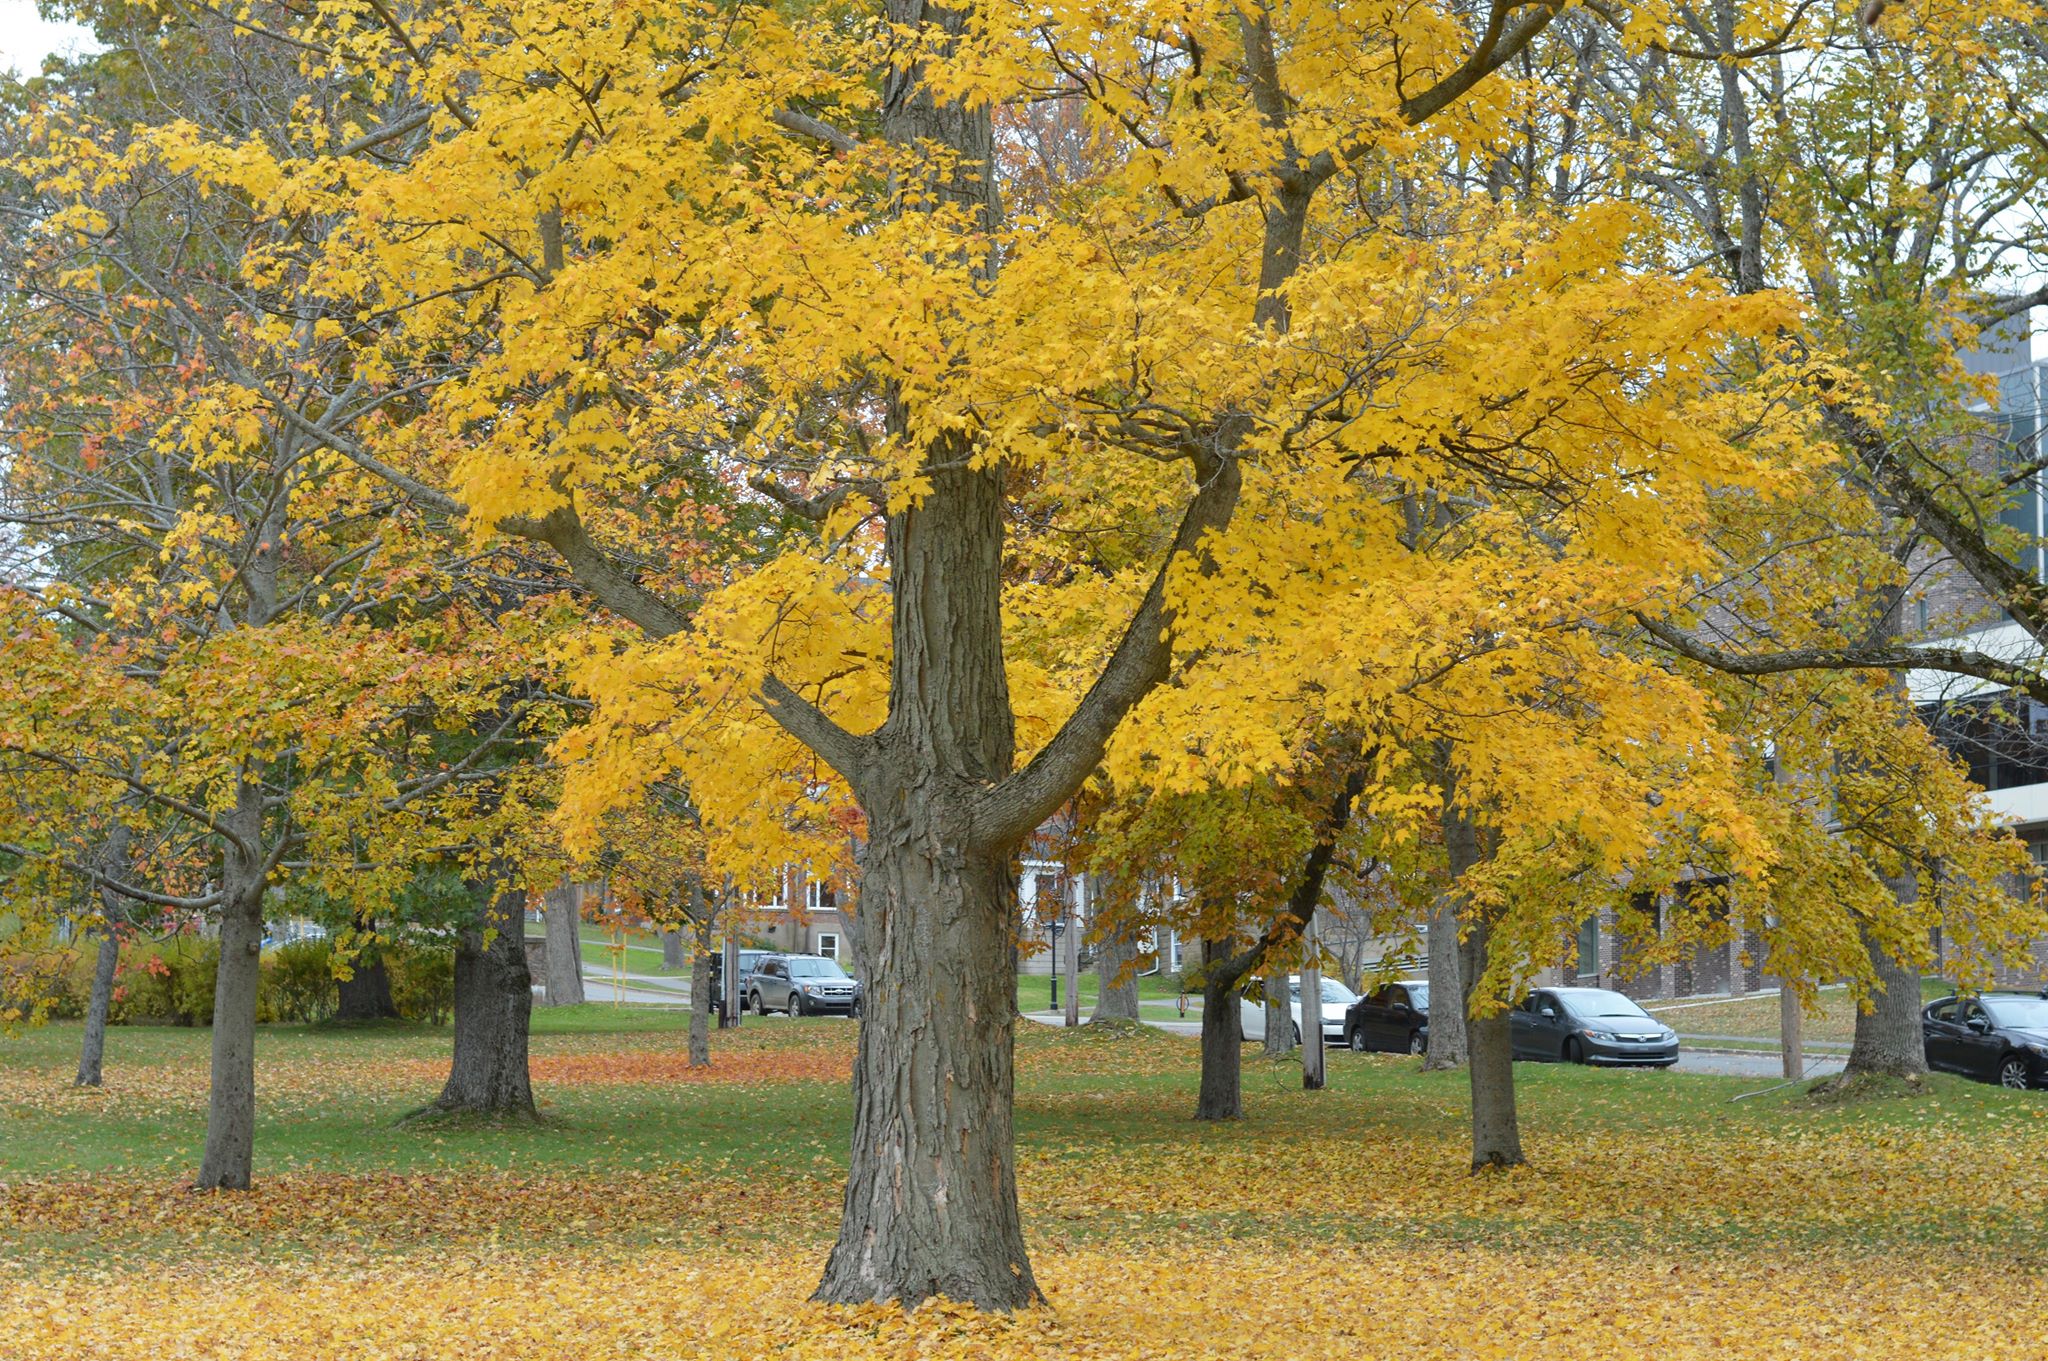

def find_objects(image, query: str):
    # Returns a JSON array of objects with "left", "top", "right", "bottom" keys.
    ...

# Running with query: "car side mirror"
[{"left": 1968, "top": 1017, "right": 1991, "bottom": 1034}]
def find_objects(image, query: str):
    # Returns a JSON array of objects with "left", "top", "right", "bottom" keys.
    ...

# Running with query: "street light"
[{"left": 1048, "top": 915, "right": 1064, "bottom": 1011}]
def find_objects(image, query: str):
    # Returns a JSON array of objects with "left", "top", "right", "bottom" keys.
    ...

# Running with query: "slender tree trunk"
[
  {"left": 812, "top": 822, "right": 1037, "bottom": 1307},
  {"left": 1262, "top": 973, "right": 1293, "bottom": 1057},
  {"left": 1779, "top": 972, "right": 1804, "bottom": 1081},
  {"left": 1462, "top": 918, "right": 1524, "bottom": 1169},
  {"left": 1063, "top": 873, "right": 1082, "bottom": 1028},
  {"left": 688, "top": 897, "right": 714, "bottom": 1067},
  {"left": 1844, "top": 891, "right": 1928, "bottom": 1079},
  {"left": 196, "top": 779, "right": 269, "bottom": 1190},
  {"left": 1301, "top": 917, "right": 1325, "bottom": 1090},
  {"left": 420, "top": 873, "right": 536, "bottom": 1118},
  {"left": 1090, "top": 892, "right": 1140, "bottom": 1023},
  {"left": 1196, "top": 938, "right": 1244, "bottom": 1121},
  {"left": 1422, "top": 901, "right": 1467, "bottom": 1069},
  {"left": 663, "top": 928, "right": 685, "bottom": 972},
  {"left": 336, "top": 917, "right": 398, "bottom": 1022},
  {"left": 541, "top": 878, "right": 585, "bottom": 1007},
  {"left": 75, "top": 822, "right": 129, "bottom": 1087},
  {"left": 74, "top": 923, "right": 120, "bottom": 1087}
]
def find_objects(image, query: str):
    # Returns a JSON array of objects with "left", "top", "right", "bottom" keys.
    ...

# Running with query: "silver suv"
[{"left": 748, "top": 954, "right": 862, "bottom": 1017}]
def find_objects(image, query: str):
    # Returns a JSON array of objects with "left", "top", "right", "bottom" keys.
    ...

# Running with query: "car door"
[
  {"left": 1520, "top": 991, "right": 1568, "bottom": 1060},
  {"left": 1922, "top": 999, "right": 1963, "bottom": 1073},
  {"left": 1239, "top": 990, "right": 1264, "bottom": 1042},
  {"left": 1957, "top": 999, "right": 2004, "bottom": 1081},
  {"left": 1381, "top": 986, "right": 1418, "bottom": 1052},
  {"left": 1509, "top": 994, "right": 1539, "bottom": 1059},
  {"left": 1347, "top": 987, "right": 1386, "bottom": 1050},
  {"left": 760, "top": 959, "right": 787, "bottom": 1011}
]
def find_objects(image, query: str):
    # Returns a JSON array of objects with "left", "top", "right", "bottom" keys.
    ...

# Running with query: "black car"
[
  {"left": 1344, "top": 981, "right": 1430, "bottom": 1054},
  {"left": 1510, "top": 987, "right": 1679, "bottom": 1067},
  {"left": 1922, "top": 993, "right": 2048, "bottom": 1090}
]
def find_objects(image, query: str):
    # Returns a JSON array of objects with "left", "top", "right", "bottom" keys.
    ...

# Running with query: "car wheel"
[
  {"left": 790, "top": 995, "right": 805, "bottom": 1018},
  {"left": 1348, "top": 1029, "right": 1368, "bottom": 1053},
  {"left": 749, "top": 990, "right": 763, "bottom": 1015},
  {"left": 1565, "top": 1037, "right": 1585, "bottom": 1065},
  {"left": 2000, "top": 1055, "right": 2031, "bottom": 1090},
  {"left": 1408, "top": 1031, "right": 1426, "bottom": 1056}
]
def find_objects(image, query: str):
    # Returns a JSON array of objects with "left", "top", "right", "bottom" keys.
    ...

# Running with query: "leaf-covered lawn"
[
  {"left": 3, "top": 1011, "right": 2045, "bottom": 1357},
  {"left": 1645, "top": 977, "right": 1951, "bottom": 1043}
]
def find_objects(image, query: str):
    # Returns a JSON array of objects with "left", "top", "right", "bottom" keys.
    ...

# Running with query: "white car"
[{"left": 1239, "top": 975, "right": 1358, "bottom": 1045}]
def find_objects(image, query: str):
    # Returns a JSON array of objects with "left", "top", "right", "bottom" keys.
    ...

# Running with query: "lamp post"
[{"left": 1048, "top": 916, "right": 1063, "bottom": 1011}]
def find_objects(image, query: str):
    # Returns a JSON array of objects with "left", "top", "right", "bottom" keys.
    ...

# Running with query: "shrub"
[
  {"left": 263, "top": 939, "right": 338, "bottom": 1023},
  {"left": 389, "top": 944, "right": 455, "bottom": 1026},
  {"left": 111, "top": 939, "right": 219, "bottom": 1025}
]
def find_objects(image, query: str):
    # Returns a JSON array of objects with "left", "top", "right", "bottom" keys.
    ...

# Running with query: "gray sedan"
[{"left": 1510, "top": 987, "right": 1678, "bottom": 1067}]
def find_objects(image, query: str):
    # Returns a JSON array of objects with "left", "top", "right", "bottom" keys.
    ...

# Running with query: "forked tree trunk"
[
  {"left": 420, "top": 875, "right": 536, "bottom": 1119},
  {"left": 541, "top": 878, "right": 585, "bottom": 1007},
  {"left": 1844, "top": 890, "right": 1928, "bottom": 1080},
  {"left": 812, "top": 821, "right": 1036, "bottom": 1307},
  {"left": 1196, "top": 939, "right": 1245, "bottom": 1121},
  {"left": 74, "top": 923, "right": 120, "bottom": 1087},
  {"left": 1461, "top": 915, "right": 1524, "bottom": 1170},
  {"left": 196, "top": 780, "right": 269, "bottom": 1190},
  {"left": 336, "top": 918, "right": 398, "bottom": 1022}
]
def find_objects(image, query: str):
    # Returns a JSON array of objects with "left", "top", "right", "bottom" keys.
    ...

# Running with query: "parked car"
[
  {"left": 1239, "top": 975, "right": 1358, "bottom": 1046},
  {"left": 1922, "top": 993, "right": 2048, "bottom": 1090},
  {"left": 1510, "top": 987, "right": 1678, "bottom": 1067},
  {"left": 712, "top": 948, "right": 771, "bottom": 1013},
  {"left": 1344, "top": 980, "right": 1430, "bottom": 1054},
  {"left": 748, "top": 953, "right": 863, "bottom": 1017}
]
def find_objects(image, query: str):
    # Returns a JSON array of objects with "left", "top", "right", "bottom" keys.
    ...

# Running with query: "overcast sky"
[{"left": 0, "top": 0, "right": 96, "bottom": 77}]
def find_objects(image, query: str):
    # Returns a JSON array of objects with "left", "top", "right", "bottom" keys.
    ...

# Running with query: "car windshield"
[
  {"left": 1982, "top": 996, "right": 2048, "bottom": 1029},
  {"left": 1563, "top": 989, "right": 1655, "bottom": 1022},
  {"left": 1288, "top": 979, "right": 1357, "bottom": 1005},
  {"left": 788, "top": 958, "right": 850, "bottom": 979}
]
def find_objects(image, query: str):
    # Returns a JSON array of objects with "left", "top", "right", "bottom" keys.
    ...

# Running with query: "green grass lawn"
[{"left": 7, "top": 1004, "right": 2048, "bottom": 1358}]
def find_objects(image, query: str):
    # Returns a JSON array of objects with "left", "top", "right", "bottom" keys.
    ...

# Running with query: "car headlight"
[
  {"left": 2025, "top": 1042, "right": 2048, "bottom": 1059},
  {"left": 1583, "top": 1029, "right": 1616, "bottom": 1043}
]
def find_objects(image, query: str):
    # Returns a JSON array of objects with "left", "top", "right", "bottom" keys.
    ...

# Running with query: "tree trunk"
[
  {"left": 1063, "top": 873, "right": 1082, "bottom": 1028},
  {"left": 811, "top": 824, "right": 1038, "bottom": 1308},
  {"left": 74, "top": 923, "right": 120, "bottom": 1087},
  {"left": 1779, "top": 972, "right": 1804, "bottom": 1081},
  {"left": 336, "top": 919, "right": 398, "bottom": 1022},
  {"left": 663, "top": 928, "right": 685, "bottom": 971},
  {"left": 1301, "top": 918, "right": 1325, "bottom": 1090},
  {"left": 1461, "top": 919, "right": 1524, "bottom": 1170},
  {"left": 1195, "top": 938, "right": 1244, "bottom": 1121},
  {"left": 196, "top": 779, "right": 269, "bottom": 1191},
  {"left": 421, "top": 874, "right": 536, "bottom": 1118},
  {"left": 75, "top": 821, "right": 129, "bottom": 1088},
  {"left": 1089, "top": 895, "right": 1140, "bottom": 1024},
  {"left": 1262, "top": 972, "right": 1293, "bottom": 1057},
  {"left": 1422, "top": 901, "right": 1467, "bottom": 1069},
  {"left": 541, "top": 878, "right": 584, "bottom": 1007},
  {"left": 1844, "top": 896, "right": 1928, "bottom": 1079},
  {"left": 1424, "top": 758, "right": 1479, "bottom": 1070},
  {"left": 689, "top": 948, "right": 713, "bottom": 1067}
]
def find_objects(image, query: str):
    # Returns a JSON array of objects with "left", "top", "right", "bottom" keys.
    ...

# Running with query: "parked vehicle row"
[
  {"left": 1328, "top": 981, "right": 1679, "bottom": 1067},
  {"left": 1238, "top": 975, "right": 1357, "bottom": 1046}
]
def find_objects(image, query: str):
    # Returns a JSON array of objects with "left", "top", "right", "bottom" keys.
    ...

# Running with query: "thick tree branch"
[
  {"left": 970, "top": 450, "right": 1243, "bottom": 844},
  {"left": 0, "top": 841, "right": 225, "bottom": 910},
  {"left": 1634, "top": 612, "right": 2048, "bottom": 704},
  {"left": 1209, "top": 761, "right": 1371, "bottom": 997}
]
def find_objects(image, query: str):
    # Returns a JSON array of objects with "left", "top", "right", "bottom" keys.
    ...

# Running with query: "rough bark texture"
[
  {"left": 74, "top": 923, "right": 120, "bottom": 1087},
  {"left": 1844, "top": 899, "right": 1929, "bottom": 1079},
  {"left": 1300, "top": 946, "right": 1325, "bottom": 1091},
  {"left": 1779, "top": 976, "right": 1804, "bottom": 1080},
  {"left": 688, "top": 949, "right": 713, "bottom": 1066},
  {"left": 1062, "top": 874, "right": 1082, "bottom": 1028},
  {"left": 1422, "top": 900, "right": 1467, "bottom": 1069},
  {"left": 813, "top": 823, "right": 1035, "bottom": 1307},
  {"left": 336, "top": 920, "right": 398, "bottom": 1022},
  {"left": 1460, "top": 914, "right": 1524, "bottom": 1169},
  {"left": 1089, "top": 890, "right": 1140, "bottom": 1023},
  {"left": 422, "top": 875, "right": 536, "bottom": 1118},
  {"left": 196, "top": 779, "right": 268, "bottom": 1190},
  {"left": 1195, "top": 939, "right": 1245, "bottom": 1121},
  {"left": 541, "top": 879, "right": 585, "bottom": 1007}
]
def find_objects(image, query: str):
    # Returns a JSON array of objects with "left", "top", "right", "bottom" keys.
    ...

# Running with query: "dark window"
[
  {"left": 1575, "top": 916, "right": 1600, "bottom": 978},
  {"left": 1927, "top": 998, "right": 1957, "bottom": 1023},
  {"left": 1389, "top": 987, "right": 1409, "bottom": 1008}
]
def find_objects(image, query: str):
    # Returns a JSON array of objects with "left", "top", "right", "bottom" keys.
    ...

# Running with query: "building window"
[
  {"left": 1575, "top": 916, "right": 1600, "bottom": 979},
  {"left": 806, "top": 880, "right": 838, "bottom": 912},
  {"left": 817, "top": 932, "right": 838, "bottom": 960}
]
